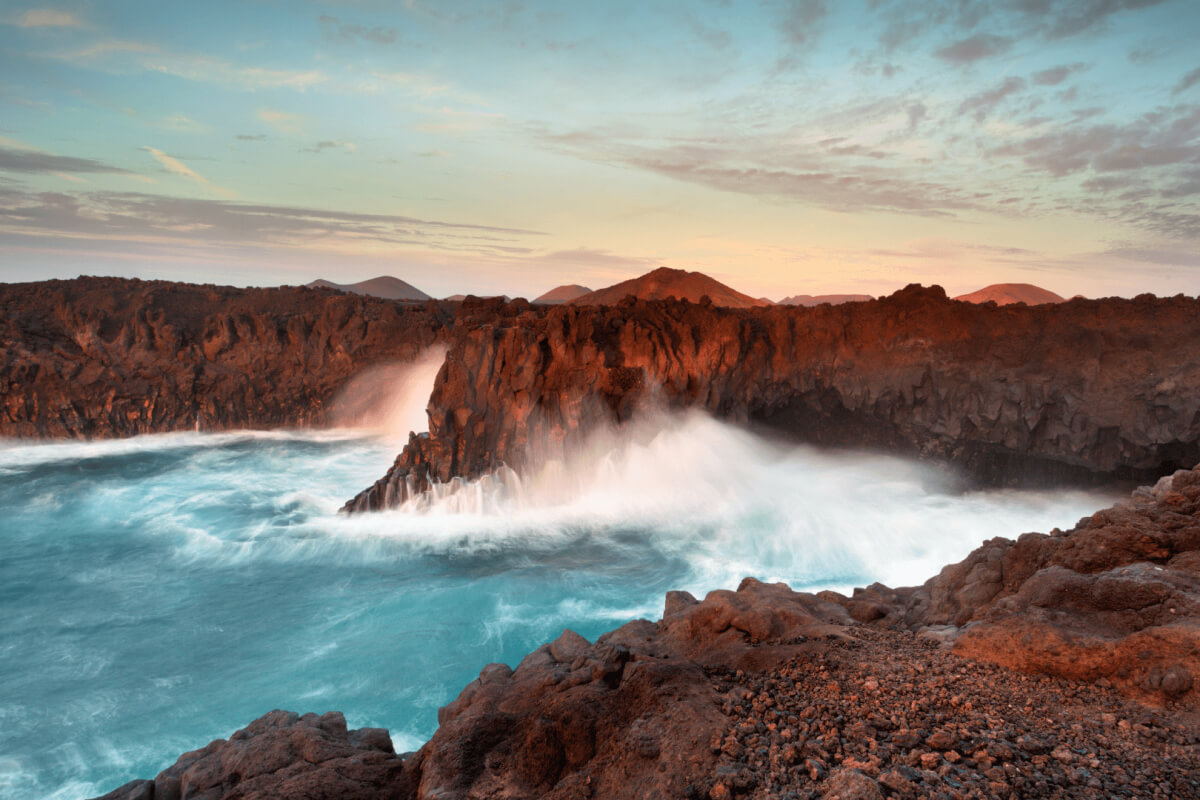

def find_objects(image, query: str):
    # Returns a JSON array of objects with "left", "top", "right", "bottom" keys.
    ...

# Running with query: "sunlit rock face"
[
  {"left": 0, "top": 277, "right": 453, "bottom": 438},
  {"left": 345, "top": 285, "right": 1200, "bottom": 511}
]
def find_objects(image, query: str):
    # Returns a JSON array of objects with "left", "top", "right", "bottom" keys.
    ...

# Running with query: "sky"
[{"left": 0, "top": 0, "right": 1198, "bottom": 300}]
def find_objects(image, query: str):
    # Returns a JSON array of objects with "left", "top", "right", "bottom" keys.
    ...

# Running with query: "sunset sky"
[{"left": 1, "top": 0, "right": 1198, "bottom": 300}]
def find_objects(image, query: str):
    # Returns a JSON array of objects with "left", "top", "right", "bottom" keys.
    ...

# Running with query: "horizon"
[{"left": 1, "top": 1, "right": 1198, "bottom": 300}]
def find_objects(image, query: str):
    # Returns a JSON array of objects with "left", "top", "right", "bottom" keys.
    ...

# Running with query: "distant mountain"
[
  {"left": 571, "top": 267, "right": 769, "bottom": 308},
  {"left": 954, "top": 283, "right": 1065, "bottom": 306},
  {"left": 444, "top": 294, "right": 467, "bottom": 302},
  {"left": 778, "top": 294, "right": 873, "bottom": 306},
  {"left": 533, "top": 284, "right": 593, "bottom": 305},
  {"left": 308, "top": 276, "right": 430, "bottom": 301}
]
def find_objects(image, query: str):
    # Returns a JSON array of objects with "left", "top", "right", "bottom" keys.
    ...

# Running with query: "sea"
[{"left": 0, "top": 356, "right": 1119, "bottom": 799}]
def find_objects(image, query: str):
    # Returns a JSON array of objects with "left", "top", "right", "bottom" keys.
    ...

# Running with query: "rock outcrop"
[
  {"left": 346, "top": 285, "right": 1200, "bottom": 511},
  {"left": 0, "top": 277, "right": 453, "bottom": 438},
  {"left": 92, "top": 710, "right": 413, "bottom": 800},
  {"left": 90, "top": 470, "right": 1200, "bottom": 799},
  {"left": 840, "top": 464, "right": 1200, "bottom": 704}
]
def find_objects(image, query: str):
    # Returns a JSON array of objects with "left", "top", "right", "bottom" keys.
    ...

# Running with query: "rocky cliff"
[
  {"left": 92, "top": 468, "right": 1200, "bottom": 800},
  {"left": 346, "top": 285, "right": 1200, "bottom": 511},
  {"left": 0, "top": 277, "right": 454, "bottom": 438}
]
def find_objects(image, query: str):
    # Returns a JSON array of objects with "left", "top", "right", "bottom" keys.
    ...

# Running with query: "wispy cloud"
[
  {"left": 257, "top": 109, "right": 304, "bottom": 135},
  {"left": 0, "top": 188, "right": 547, "bottom": 259},
  {"left": 304, "top": 140, "right": 356, "bottom": 154},
  {"left": 12, "top": 9, "right": 85, "bottom": 28},
  {"left": 934, "top": 33, "right": 1012, "bottom": 64},
  {"left": 144, "top": 148, "right": 233, "bottom": 197},
  {"left": 318, "top": 15, "right": 399, "bottom": 45},
  {"left": 1031, "top": 62, "right": 1089, "bottom": 86},
  {"left": 958, "top": 77, "right": 1026, "bottom": 122},
  {"left": 0, "top": 145, "right": 131, "bottom": 175},
  {"left": 1174, "top": 66, "right": 1200, "bottom": 96}
]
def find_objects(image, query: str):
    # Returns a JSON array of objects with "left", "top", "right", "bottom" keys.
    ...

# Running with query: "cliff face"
[
  {"left": 0, "top": 277, "right": 454, "bottom": 438},
  {"left": 346, "top": 285, "right": 1200, "bottom": 511}
]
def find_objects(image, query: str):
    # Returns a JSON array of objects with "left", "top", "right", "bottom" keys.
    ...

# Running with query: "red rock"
[
  {"left": 346, "top": 285, "right": 1200, "bottom": 510},
  {"left": 0, "top": 277, "right": 452, "bottom": 438}
]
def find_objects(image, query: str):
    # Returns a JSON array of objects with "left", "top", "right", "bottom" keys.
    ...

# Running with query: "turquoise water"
[{"left": 0, "top": 417, "right": 1119, "bottom": 799}]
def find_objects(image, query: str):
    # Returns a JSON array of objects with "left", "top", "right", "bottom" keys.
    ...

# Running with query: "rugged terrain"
[
  {"left": 92, "top": 465, "right": 1200, "bottom": 800},
  {"left": 6, "top": 277, "right": 1199, "bottom": 506},
  {"left": 346, "top": 284, "right": 1200, "bottom": 511},
  {"left": 0, "top": 277, "right": 452, "bottom": 438}
]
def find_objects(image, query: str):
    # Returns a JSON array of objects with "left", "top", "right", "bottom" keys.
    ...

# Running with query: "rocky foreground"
[{"left": 93, "top": 465, "right": 1200, "bottom": 799}]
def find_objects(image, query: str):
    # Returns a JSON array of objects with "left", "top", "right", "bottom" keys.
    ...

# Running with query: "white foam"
[{"left": 335, "top": 411, "right": 1117, "bottom": 591}]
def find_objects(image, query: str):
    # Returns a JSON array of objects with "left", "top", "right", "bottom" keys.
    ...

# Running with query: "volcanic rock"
[
  {"left": 832, "top": 464, "right": 1200, "bottom": 706},
  {"left": 345, "top": 284, "right": 1200, "bottom": 511},
  {"left": 0, "top": 277, "right": 453, "bottom": 438},
  {"left": 90, "top": 710, "right": 412, "bottom": 800}
]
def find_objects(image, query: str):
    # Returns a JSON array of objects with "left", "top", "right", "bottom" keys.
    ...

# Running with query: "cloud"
[
  {"left": 0, "top": 189, "right": 547, "bottom": 259},
  {"left": 906, "top": 102, "right": 927, "bottom": 130},
  {"left": 1174, "top": 66, "right": 1200, "bottom": 96},
  {"left": 235, "top": 134, "right": 267, "bottom": 142},
  {"left": 934, "top": 33, "right": 1012, "bottom": 64},
  {"left": 258, "top": 109, "right": 304, "bottom": 134},
  {"left": 1036, "top": 0, "right": 1170, "bottom": 40},
  {"left": 0, "top": 145, "right": 131, "bottom": 175},
  {"left": 993, "top": 105, "right": 1200, "bottom": 177},
  {"left": 144, "top": 148, "right": 233, "bottom": 197},
  {"left": 305, "top": 140, "right": 357, "bottom": 154},
  {"left": 52, "top": 40, "right": 329, "bottom": 92},
  {"left": 413, "top": 106, "right": 505, "bottom": 134},
  {"left": 780, "top": 0, "right": 828, "bottom": 45},
  {"left": 318, "top": 15, "right": 399, "bottom": 45},
  {"left": 13, "top": 9, "right": 84, "bottom": 27},
  {"left": 957, "top": 77, "right": 1026, "bottom": 121},
  {"left": 1031, "top": 62, "right": 1088, "bottom": 86}
]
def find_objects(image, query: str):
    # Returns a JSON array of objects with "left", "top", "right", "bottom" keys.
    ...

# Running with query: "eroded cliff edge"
[
  {"left": 346, "top": 285, "right": 1200, "bottom": 511},
  {"left": 0, "top": 277, "right": 454, "bottom": 437},
  {"left": 92, "top": 465, "right": 1200, "bottom": 800}
]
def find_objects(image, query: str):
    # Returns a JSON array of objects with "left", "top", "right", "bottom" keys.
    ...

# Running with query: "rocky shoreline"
[
  {"left": 92, "top": 466, "right": 1200, "bottom": 799},
  {"left": 6, "top": 278, "right": 1200, "bottom": 489}
]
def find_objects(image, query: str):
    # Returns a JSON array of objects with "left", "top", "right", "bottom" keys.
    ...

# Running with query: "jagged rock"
[
  {"left": 89, "top": 710, "right": 412, "bottom": 800},
  {"left": 831, "top": 464, "right": 1200, "bottom": 706},
  {"left": 0, "top": 277, "right": 452, "bottom": 438},
  {"left": 346, "top": 285, "right": 1200, "bottom": 510}
]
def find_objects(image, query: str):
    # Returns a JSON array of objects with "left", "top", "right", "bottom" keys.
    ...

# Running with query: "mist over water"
[{"left": 0, "top": 357, "right": 1121, "bottom": 799}]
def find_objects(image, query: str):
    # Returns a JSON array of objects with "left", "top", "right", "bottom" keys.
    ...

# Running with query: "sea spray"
[{"left": 329, "top": 347, "right": 446, "bottom": 442}]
